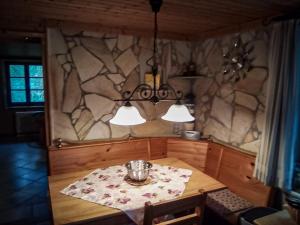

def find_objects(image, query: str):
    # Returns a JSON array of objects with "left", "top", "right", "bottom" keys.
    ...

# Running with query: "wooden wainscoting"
[
  {"left": 204, "top": 142, "right": 223, "bottom": 179},
  {"left": 48, "top": 138, "right": 151, "bottom": 175},
  {"left": 48, "top": 137, "right": 171, "bottom": 175},
  {"left": 149, "top": 137, "right": 168, "bottom": 160},
  {"left": 167, "top": 138, "right": 208, "bottom": 171}
]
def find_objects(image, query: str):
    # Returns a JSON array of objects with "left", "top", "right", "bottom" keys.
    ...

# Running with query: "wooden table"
[{"left": 48, "top": 157, "right": 226, "bottom": 225}]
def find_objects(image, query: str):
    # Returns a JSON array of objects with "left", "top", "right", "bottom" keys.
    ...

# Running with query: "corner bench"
[
  {"left": 203, "top": 141, "right": 272, "bottom": 224},
  {"left": 48, "top": 137, "right": 272, "bottom": 225}
]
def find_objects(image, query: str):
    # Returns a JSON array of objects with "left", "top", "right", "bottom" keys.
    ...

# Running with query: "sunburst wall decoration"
[{"left": 223, "top": 36, "right": 254, "bottom": 82}]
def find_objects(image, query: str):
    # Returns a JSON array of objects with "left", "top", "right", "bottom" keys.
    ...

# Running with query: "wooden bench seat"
[{"left": 206, "top": 188, "right": 253, "bottom": 216}]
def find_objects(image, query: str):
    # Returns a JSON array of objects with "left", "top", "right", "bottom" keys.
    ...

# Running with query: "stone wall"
[
  {"left": 193, "top": 29, "right": 269, "bottom": 153},
  {"left": 47, "top": 28, "right": 192, "bottom": 142},
  {"left": 47, "top": 27, "right": 270, "bottom": 153}
]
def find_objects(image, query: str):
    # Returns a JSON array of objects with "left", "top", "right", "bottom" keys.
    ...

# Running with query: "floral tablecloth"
[{"left": 61, "top": 163, "right": 192, "bottom": 224}]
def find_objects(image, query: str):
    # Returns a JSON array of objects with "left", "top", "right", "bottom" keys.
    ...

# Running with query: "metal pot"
[
  {"left": 182, "top": 130, "right": 200, "bottom": 140},
  {"left": 125, "top": 160, "right": 152, "bottom": 182}
]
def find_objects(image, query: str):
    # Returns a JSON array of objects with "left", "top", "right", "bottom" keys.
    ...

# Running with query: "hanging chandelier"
[{"left": 110, "top": 0, "right": 195, "bottom": 126}]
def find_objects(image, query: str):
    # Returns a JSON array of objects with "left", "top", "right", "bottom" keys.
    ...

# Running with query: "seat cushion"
[{"left": 207, "top": 188, "right": 253, "bottom": 216}]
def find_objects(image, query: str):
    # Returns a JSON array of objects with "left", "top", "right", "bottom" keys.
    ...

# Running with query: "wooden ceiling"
[{"left": 0, "top": 0, "right": 300, "bottom": 40}]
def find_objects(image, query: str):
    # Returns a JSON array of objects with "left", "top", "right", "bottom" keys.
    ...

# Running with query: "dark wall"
[{"left": 0, "top": 38, "right": 43, "bottom": 139}]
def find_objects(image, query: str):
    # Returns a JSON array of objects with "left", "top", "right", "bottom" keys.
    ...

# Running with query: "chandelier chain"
[{"left": 113, "top": 0, "right": 183, "bottom": 104}]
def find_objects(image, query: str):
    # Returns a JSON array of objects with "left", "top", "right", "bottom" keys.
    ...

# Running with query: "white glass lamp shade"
[
  {"left": 109, "top": 104, "right": 146, "bottom": 126},
  {"left": 161, "top": 104, "right": 195, "bottom": 122}
]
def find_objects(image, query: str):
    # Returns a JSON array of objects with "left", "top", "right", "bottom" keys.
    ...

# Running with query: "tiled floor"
[{"left": 0, "top": 142, "right": 52, "bottom": 225}]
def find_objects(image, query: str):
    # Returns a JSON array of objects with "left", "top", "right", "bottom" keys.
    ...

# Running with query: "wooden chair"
[{"left": 143, "top": 190, "right": 207, "bottom": 225}]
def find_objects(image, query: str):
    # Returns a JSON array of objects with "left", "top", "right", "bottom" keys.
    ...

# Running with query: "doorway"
[{"left": 0, "top": 34, "right": 51, "bottom": 225}]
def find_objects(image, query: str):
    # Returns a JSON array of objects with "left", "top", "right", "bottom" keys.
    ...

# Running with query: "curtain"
[
  {"left": 292, "top": 22, "right": 300, "bottom": 190},
  {"left": 254, "top": 20, "right": 300, "bottom": 190}
]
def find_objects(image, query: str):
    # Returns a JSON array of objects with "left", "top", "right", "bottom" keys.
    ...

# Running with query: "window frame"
[{"left": 5, "top": 60, "right": 45, "bottom": 108}]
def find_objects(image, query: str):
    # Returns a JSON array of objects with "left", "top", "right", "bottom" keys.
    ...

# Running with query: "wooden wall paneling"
[
  {"left": 48, "top": 139, "right": 150, "bottom": 175},
  {"left": 217, "top": 146, "right": 271, "bottom": 206},
  {"left": 205, "top": 142, "right": 223, "bottom": 179},
  {"left": 167, "top": 138, "right": 208, "bottom": 171},
  {"left": 149, "top": 138, "right": 167, "bottom": 160}
]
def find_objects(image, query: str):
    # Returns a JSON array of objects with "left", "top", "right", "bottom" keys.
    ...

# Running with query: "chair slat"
[
  {"left": 152, "top": 194, "right": 205, "bottom": 217},
  {"left": 158, "top": 213, "right": 199, "bottom": 225},
  {"left": 144, "top": 191, "right": 206, "bottom": 225}
]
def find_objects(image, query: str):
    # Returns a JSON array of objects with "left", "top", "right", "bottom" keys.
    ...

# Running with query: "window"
[{"left": 5, "top": 62, "right": 44, "bottom": 107}]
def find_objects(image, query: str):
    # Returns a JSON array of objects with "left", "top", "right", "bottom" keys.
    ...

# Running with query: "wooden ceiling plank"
[
  {"left": 1, "top": 2, "right": 229, "bottom": 29},
  {"left": 0, "top": 5, "right": 218, "bottom": 36},
  {"left": 9, "top": 0, "right": 260, "bottom": 22},
  {"left": 1, "top": 0, "right": 300, "bottom": 40},
  {"left": 166, "top": 0, "right": 274, "bottom": 17},
  {"left": 28, "top": 0, "right": 248, "bottom": 25},
  {"left": 73, "top": 0, "right": 270, "bottom": 16},
  {"left": 170, "top": 0, "right": 276, "bottom": 13},
  {"left": 234, "top": 0, "right": 300, "bottom": 13},
  {"left": 0, "top": 10, "right": 218, "bottom": 32},
  {"left": 45, "top": 18, "right": 197, "bottom": 41},
  {"left": 37, "top": 0, "right": 263, "bottom": 20},
  {"left": 3, "top": 0, "right": 279, "bottom": 29}
]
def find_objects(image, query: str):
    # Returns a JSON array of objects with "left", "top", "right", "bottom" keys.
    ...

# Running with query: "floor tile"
[
  {"left": 3, "top": 177, "right": 33, "bottom": 190},
  {"left": 0, "top": 205, "right": 32, "bottom": 224},
  {"left": 9, "top": 189, "right": 36, "bottom": 204},
  {"left": 33, "top": 202, "right": 51, "bottom": 221},
  {"left": 36, "top": 221, "right": 52, "bottom": 225},
  {"left": 25, "top": 195, "right": 47, "bottom": 205},
  {"left": 36, "top": 177, "right": 48, "bottom": 185},
  {"left": 0, "top": 186, "right": 16, "bottom": 199},
  {"left": 0, "top": 142, "right": 52, "bottom": 225},
  {"left": 0, "top": 198, "right": 15, "bottom": 212},
  {"left": 21, "top": 171, "right": 46, "bottom": 181}
]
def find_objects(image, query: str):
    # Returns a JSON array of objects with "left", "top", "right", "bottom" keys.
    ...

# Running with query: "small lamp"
[
  {"left": 109, "top": 102, "right": 146, "bottom": 126},
  {"left": 161, "top": 101, "right": 195, "bottom": 122}
]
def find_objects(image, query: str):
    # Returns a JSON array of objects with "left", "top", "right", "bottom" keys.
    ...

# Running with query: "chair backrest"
[{"left": 143, "top": 190, "right": 207, "bottom": 225}]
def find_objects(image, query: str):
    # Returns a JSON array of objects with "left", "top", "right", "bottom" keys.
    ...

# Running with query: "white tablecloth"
[{"left": 61, "top": 163, "right": 192, "bottom": 224}]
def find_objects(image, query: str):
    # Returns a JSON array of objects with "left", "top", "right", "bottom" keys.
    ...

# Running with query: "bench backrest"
[{"left": 205, "top": 143, "right": 272, "bottom": 206}]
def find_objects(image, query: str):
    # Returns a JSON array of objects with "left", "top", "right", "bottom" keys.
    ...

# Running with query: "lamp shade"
[
  {"left": 161, "top": 104, "right": 195, "bottom": 122},
  {"left": 109, "top": 104, "right": 146, "bottom": 126}
]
